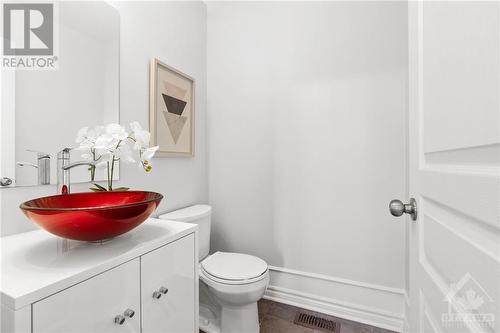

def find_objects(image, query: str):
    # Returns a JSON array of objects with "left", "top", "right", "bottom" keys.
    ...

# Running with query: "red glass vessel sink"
[{"left": 20, "top": 191, "right": 163, "bottom": 241}]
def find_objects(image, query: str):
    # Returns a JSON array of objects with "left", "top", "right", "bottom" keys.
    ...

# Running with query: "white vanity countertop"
[{"left": 0, "top": 218, "right": 197, "bottom": 310}]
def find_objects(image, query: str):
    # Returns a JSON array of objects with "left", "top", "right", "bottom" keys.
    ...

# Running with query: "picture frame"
[{"left": 149, "top": 58, "right": 195, "bottom": 157}]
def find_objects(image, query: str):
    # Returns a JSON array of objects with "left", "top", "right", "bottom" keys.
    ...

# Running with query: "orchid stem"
[
  {"left": 109, "top": 157, "right": 116, "bottom": 191},
  {"left": 107, "top": 161, "right": 111, "bottom": 191},
  {"left": 90, "top": 149, "right": 96, "bottom": 181}
]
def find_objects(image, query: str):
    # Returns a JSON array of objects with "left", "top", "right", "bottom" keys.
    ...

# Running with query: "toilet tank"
[{"left": 159, "top": 205, "right": 211, "bottom": 260}]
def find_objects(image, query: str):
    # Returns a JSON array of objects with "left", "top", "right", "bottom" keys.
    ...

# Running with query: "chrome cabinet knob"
[
  {"left": 389, "top": 198, "right": 417, "bottom": 221},
  {"left": 123, "top": 309, "right": 135, "bottom": 318},
  {"left": 114, "top": 315, "right": 125, "bottom": 325},
  {"left": 152, "top": 286, "right": 168, "bottom": 299},
  {"left": 0, "top": 177, "right": 12, "bottom": 186}
]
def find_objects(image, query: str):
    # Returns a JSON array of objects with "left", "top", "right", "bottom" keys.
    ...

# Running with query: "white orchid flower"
[
  {"left": 75, "top": 122, "right": 156, "bottom": 191},
  {"left": 76, "top": 126, "right": 89, "bottom": 143},
  {"left": 76, "top": 125, "right": 106, "bottom": 149},
  {"left": 94, "top": 134, "right": 117, "bottom": 155},
  {"left": 80, "top": 152, "right": 93, "bottom": 160},
  {"left": 106, "top": 123, "right": 129, "bottom": 141},
  {"left": 135, "top": 131, "right": 151, "bottom": 150},
  {"left": 130, "top": 121, "right": 142, "bottom": 133},
  {"left": 142, "top": 146, "right": 159, "bottom": 161},
  {"left": 94, "top": 134, "right": 115, "bottom": 148},
  {"left": 89, "top": 125, "right": 105, "bottom": 139},
  {"left": 140, "top": 146, "right": 159, "bottom": 172},
  {"left": 115, "top": 143, "right": 136, "bottom": 164},
  {"left": 129, "top": 121, "right": 151, "bottom": 150},
  {"left": 76, "top": 126, "right": 99, "bottom": 161},
  {"left": 78, "top": 141, "right": 93, "bottom": 149}
]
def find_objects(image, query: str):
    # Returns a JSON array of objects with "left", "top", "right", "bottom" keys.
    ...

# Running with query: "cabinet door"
[
  {"left": 33, "top": 259, "right": 141, "bottom": 333},
  {"left": 141, "top": 234, "right": 196, "bottom": 333}
]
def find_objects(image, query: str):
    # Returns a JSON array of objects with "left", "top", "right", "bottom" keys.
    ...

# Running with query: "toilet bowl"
[
  {"left": 159, "top": 205, "right": 269, "bottom": 333},
  {"left": 200, "top": 252, "right": 269, "bottom": 333}
]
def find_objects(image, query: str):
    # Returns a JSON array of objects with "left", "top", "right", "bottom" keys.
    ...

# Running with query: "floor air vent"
[{"left": 293, "top": 311, "right": 339, "bottom": 332}]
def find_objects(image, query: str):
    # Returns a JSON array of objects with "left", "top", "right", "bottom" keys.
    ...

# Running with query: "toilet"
[{"left": 159, "top": 205, "right": 269, "bottom": 333}]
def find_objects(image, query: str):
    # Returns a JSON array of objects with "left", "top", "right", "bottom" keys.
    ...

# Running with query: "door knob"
[
  {"left": 152, "top": 291, "right": 162, "bottom": 299},
  {"left": 389, "top": 198, "right": 417, "bottom": 221}
]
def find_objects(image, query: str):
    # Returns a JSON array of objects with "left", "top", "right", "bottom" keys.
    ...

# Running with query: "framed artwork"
[{"left": 149, "top": 58, "right": 195, "bottom": 157}]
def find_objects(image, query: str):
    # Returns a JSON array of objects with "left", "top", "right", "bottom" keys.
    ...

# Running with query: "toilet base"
[
  {"left": 199, "top": 304, "right": 220, "bottom": 333},
  {"left": 220, "top": 303, "right": 260, "bottom": 333},
  {"left": 199, "top": 302, "right": 260, "bottom": 333}
]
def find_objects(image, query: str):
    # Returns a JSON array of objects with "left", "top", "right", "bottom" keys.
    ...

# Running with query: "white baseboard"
[{"left": 264, "top": 266, "right": 406, "bottom": 332}]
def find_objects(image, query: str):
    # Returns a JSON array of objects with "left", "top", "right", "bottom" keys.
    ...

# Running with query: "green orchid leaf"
[
  {"left": 112, "top": 187, "right": 130, "bottom": 192},
  {"left": 92, "top": 183, "right": 107, "bottom": 191}
]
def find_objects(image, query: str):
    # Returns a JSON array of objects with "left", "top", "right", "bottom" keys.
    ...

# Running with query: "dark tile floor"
[{"left": 258, "top": 299, "right": 397, "bottom": 333}]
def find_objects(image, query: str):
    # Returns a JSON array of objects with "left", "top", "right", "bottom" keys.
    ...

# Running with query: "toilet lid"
[{"left": 201, "top": 252, "right": 268, "bottom": 281}]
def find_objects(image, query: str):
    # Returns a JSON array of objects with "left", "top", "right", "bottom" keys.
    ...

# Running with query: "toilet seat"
[{"left": 201, "top": 252, "right": 268, "bottom": 285}]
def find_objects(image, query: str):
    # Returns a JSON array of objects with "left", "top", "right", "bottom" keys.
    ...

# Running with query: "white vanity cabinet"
[
  {"left": 142, "top": 234, "right": 196, "bottom": 333},
  {"left": 33, "top": 259, "right": 141, "bottom": 333},
  {"left": 1, "top": 219, "right": 198, "bottom": 333}
]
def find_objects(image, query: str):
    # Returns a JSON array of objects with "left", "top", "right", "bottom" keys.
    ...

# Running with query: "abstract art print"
[{"left": 149, "top": 58, "right": 195, "bottom": 157}]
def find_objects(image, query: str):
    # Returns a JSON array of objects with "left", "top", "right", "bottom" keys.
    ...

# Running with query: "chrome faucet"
[
  {"left": 16, "top": 150, "right": 51, "bottom": 185},
  {"left": 57, "top": 148, "right": 96, "bottom": 194}
]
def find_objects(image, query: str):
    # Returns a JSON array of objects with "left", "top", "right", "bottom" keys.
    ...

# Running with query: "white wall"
[
  {"left": 0, "top": 1, "right": 207, "bottom": 236},
  {"left": 207, "top": 2, "right": 407, "bottom": 330}
]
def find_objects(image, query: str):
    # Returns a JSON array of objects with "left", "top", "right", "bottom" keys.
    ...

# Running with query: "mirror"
[{"left": 1, "top": 1, "right": 120, "bottom": 187}]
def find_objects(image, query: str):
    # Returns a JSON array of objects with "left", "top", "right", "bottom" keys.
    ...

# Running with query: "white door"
[
  {"left": 405, "top": 1, "right": 500, "bottom": 333},
  {"left": 141, "top": 234, "right": 196, "bottom": 333}
]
